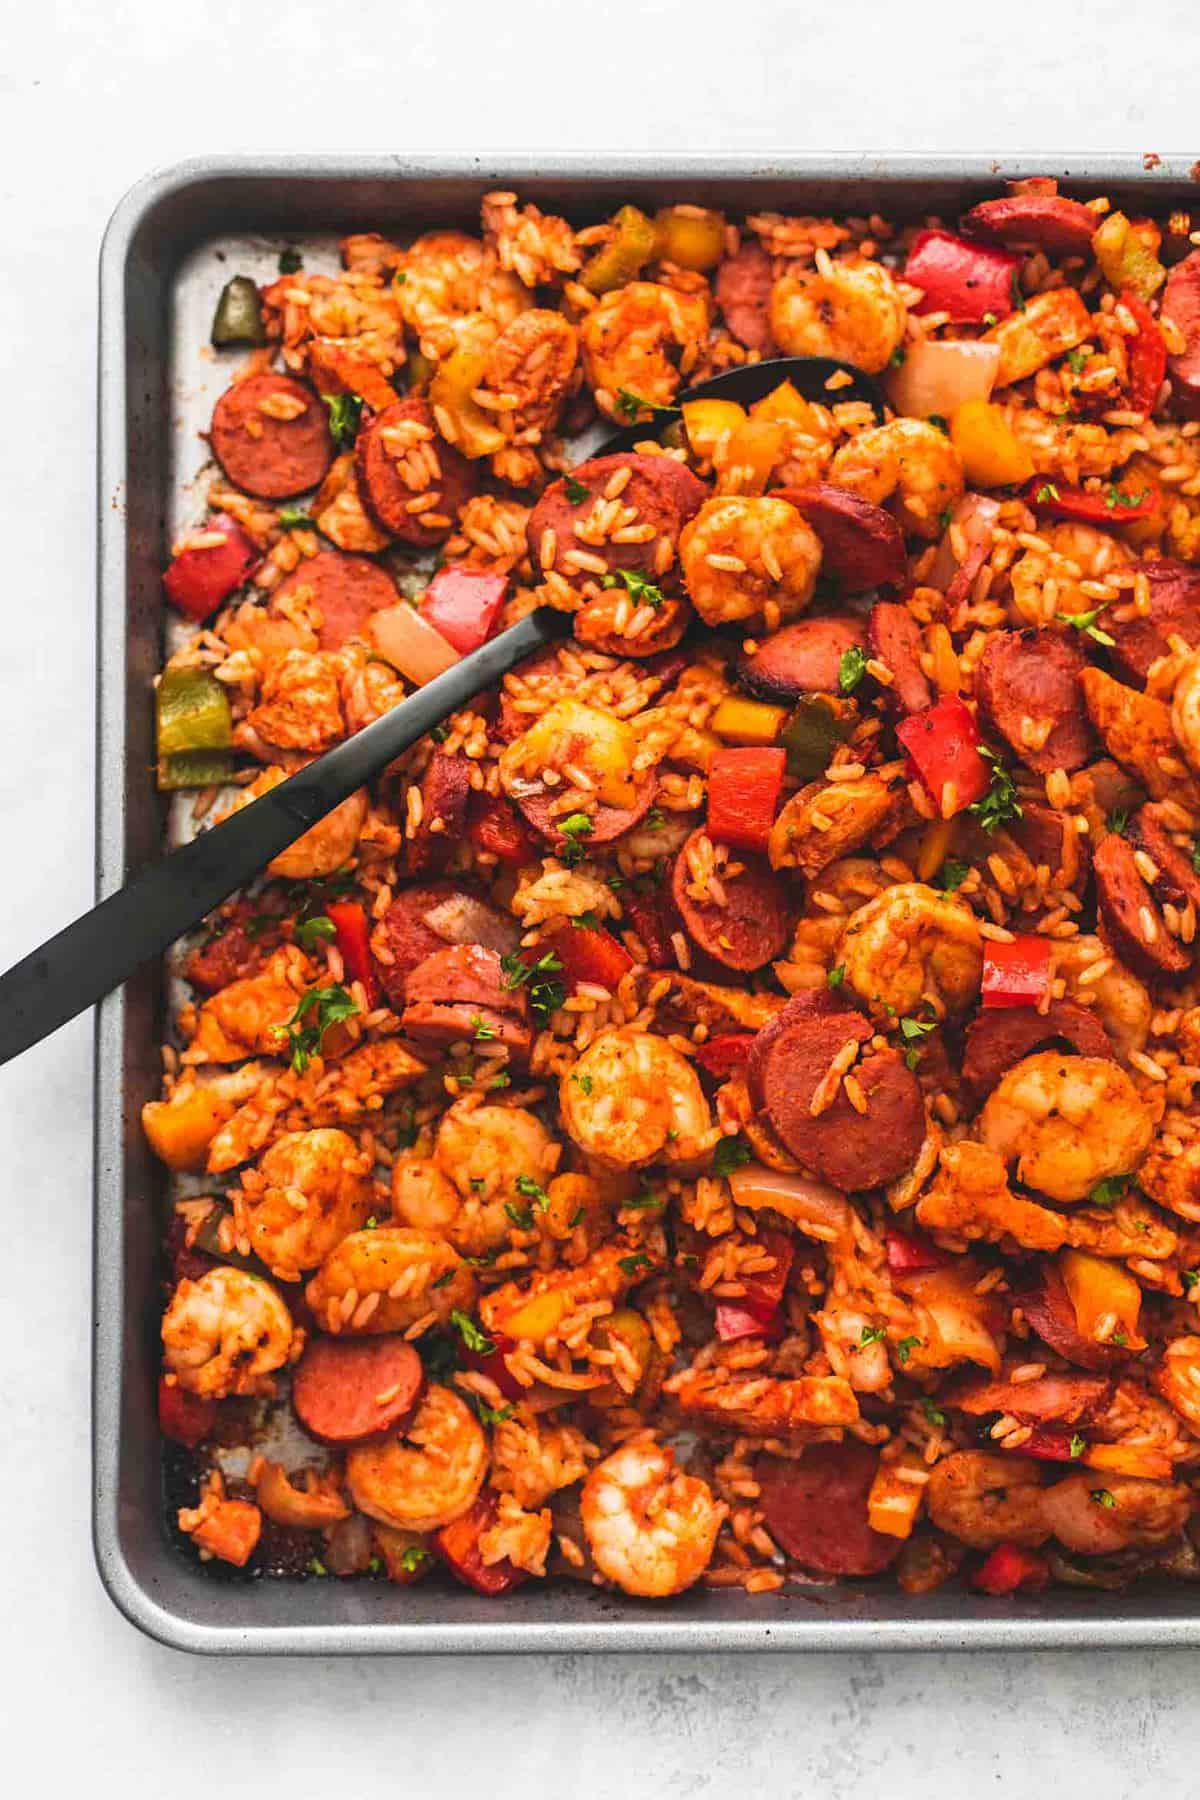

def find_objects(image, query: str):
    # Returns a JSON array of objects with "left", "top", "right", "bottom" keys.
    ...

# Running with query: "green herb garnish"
[
  {"left": 1088, "top": 1176, "right": 1128, "bottom": 1208},
  {"left": 618, "top": 1253, "right": 652, "bottom": 1278},
  {"left": 565, "top": 476, "right": 590, "bottom": 504},
  {"left": 278, "top": 247, "right": 303, "bottom": 275},
  {"left": 1069, "top": 1433, "right": 1086, "bottom": 1459},
  {"left": 500, "top": 948, "right": 566, "bottom": 1022},
  {"left": 323, "top": 391, "right": 364, "bottom": 450},
  {"left": 602, "top": 567, "right": 666, "bottom": 610},
  {"left": 827, "top": 964, "right": 846, "bottom": 989},
  {"left": 712, "top": 1134, "right": 752, "bottom": 1179},
  {"left": 968, "top": 747, "right": 1023, "bottom": 835},
  {"left": 471, "top": 1013, "right": 498, "bottom": 1042},
  {"left": 1058, "top": 602, "right": 1115, "bottom": 648},
  {"left": 1091, "top": 1488, "right": 1116, "bottom": 1509},
  {"left": 515, "top": 1174, "right": 550, "bottom": 1211},
  {"left": 293, "top": 914, "right": 335, "bottom": 951},
  {"left": 896, "top": 1335, "right": 921, "bottom": 1364},
  {"left": 921, "top": 1398, "right": 946, "bottom": 1427},
  {"left": 859, "top": 1325, "right": 886, "bottom": 1348},
  {"left": 450, "top": 1310, "right": 494, "bottom": 1355},
  {"left": 838, "top": 645, "right": 868, "bottom": 695},
  {"left": 277, "top": 505, "right": 315, "bottom": 529},
  {"left": 400, "top": 1544, "right": 429, "bottom": 1573},
  {"left": 935, "top": 858, "right": 970, "bottom": 892},
  {"left": 276, "top": 982, "right": 359, "bottom": 1073},
  {"left": 614, "top": 387, "right": 678, "bottom": 423}
]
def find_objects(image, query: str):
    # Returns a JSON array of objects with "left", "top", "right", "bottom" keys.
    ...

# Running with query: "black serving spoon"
[{"left": 594, "top": 355, "right": 886, "bottom": 456}]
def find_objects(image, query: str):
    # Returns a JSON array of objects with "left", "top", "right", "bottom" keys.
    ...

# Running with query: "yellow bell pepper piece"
[
  {"left": 654, "top": 206, "right": 726, "bottom": 273},
  {"left": 500, "top": 1288, "right": 569, "bottom": 1345},
  {"left": 709, "top": 695, "right": 787, "bottom": 746},
  {"left": 1082, "top": 1443, "right": 1172, "bottom": 1481},
  {"left": 916, "top": 818, "right": 958, "bottom": 883},
  {"left": 750, "top": 379, "right": 822, "bottom": 431},
  {"left": 581, "top": 205, "right": 658, "bottom": 295},
  {"left": 682, "top": 397, "right": 746, "bottom": 460},
  {"left": 141, "top": 1089, "right": 233, "bottom": 1173},
  {"left": 867, "top": 1449, "right": 927, "bottom": 1540},
  {"left": 670, "top": 725, "right": 721, "bottom": 773},
  {"left": 429, "top": 337, "right": 504, "bottom": 458},
  {"left": 716, "top": 417, "right": 788, "bottom": 493},
  {"left": 1060, "top": 1248, "right": 1145, "bottom": 1350},
  {"left": 1092, "top": 211, "right": 1166, "bottom": 302},
  {"left": 950, "top": 399, "right": 1035, "bottom": 488}
]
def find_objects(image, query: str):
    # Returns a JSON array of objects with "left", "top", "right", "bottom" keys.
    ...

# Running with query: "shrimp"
[
  {"left": 390, "top": 1155, "right": 463, "bottom": 1232},
  {"left": 177, "top": 1471, "right": 262, "bottom": 1568},
  {"left": 182, "top": 945, "right": 311, "bottom": 1066},
  {"left": 776, "top": 856, "right": 891, "bottom": 990},
  {"left": 231, "top": 1127, "right": 374, "bottom": 1281},
  {"left": 829, "top": 418, "right": 965, "bottom": 540},
  {"left": 394, "top": 231, "right": 530, "bottom": 358},
  {"left": 1153, "top": 1336, "right": 1200, "bottom": 1436},
  {"left": 241, "top": 650, "right": 347, "bottom": 754},
  {"left": 768, "top": 258, "right": 907, "bottom": 375},
  {"left": 837, "top": 881, "right": 983, "bottom": 1021},
  {"left": 678, "top": 494, "right": 823, "bottom": 627},
  {"left": 580, "top": 1441, "right": 725, "bottom": 1597},
  {"left": 816, "top": 1306, "right": 892, "bottom": 1392},
  {"left": 232, "top": 766, "right": 369, "bottom": 881},
  {"left": 345, "top": 1384, "right": 488, "bottom": 1533},
  {"left": 479, "top": 308, "right": 579, "bottom": 436},
  {"left": 310, "top": 452, "right": 390, "bottom": 554},
  {"left": 559, "top": 1027, "right": 716, "bottom": 1169},
  {"left": 253, "top": 1460, "right": 350, "bottom": 1530},
  {"left": 979, "top": 1051, "right": 1155, "bottom": 1204},
  {"left": 1040, "top": 1473, "right": 1192, "bottom": 1555},
  {"left": 926, "top": 1451, "right": 1050, "bottom": 1550},
  {"left": 769, "top": 770, "right": 905, "bottom": 878},
  {"left": 579, "top": 281, "right": 711, "bottom": 421},
  {"left": 433, "top": 1099, "right": 560, "bottom": 1255},
  {"left": 1138, "top": 1141, "right": 1200, "bottom": 1223},
  {"left": 161, "top": 1266, "right": 299, "bottom": 1399},
  {"left": 305, "top": 1225, "right": 475, "bottom": 1335},
  {"left": 1053, "top": 934, "right": 1151, "bottom": 1061},
  {"left": 1171, "top": 650, "right": 1200, "bottom": 775},
  {"left": 1081, "top": 666, "right": 1200, "bottom": 809}
]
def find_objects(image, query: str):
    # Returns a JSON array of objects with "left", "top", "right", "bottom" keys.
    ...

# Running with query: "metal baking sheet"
[{"left": 95, "top": 152, "right": 1200, "bottom": 1654}]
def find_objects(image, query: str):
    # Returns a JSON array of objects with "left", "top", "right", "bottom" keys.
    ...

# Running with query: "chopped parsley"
[
  {"left": 618, "top": 1253, "right": 652, "bottom": 1278},
  {"left": 614, "top": 387, "right": 678, "bottom": 423},
  {"left": 467, "top": 1394, "right": 515, "bottom": 1427},
  {"left": 417, "top": 1329, "right": 459, "bottom": 1383},
  {"left": 277, "top": 505, "right": 315, "bottom": 529},
  {"left": 1009, "top": 268, "right": 1026, "bottom": 312},
  {"left": 500, "top": 947, "right": 566, "bottom": 1022},
  {"left": 712, "top": 1134, "right": 752, "bottom": 1179},
  {"left": 489, "top": 1072, "right": 511, "bottom": 1090},
  {"left": 322, "top": 390, "right": 364, "bottom": 450},
  {"left": 568, "top": 1206, "right": 585, "bottom": 1228},
  {"left": 838, "top": 645, "right": 868, "bottom": 694},
  {"left": 504, "top": 1200, "right": 534, "bottom": 1230},
  {"left": 624, "top": 1177, "right": 665, "bottom": 1211},
  {"left": 1106, "top": 486, "right": 1148, "bottom": 510},
  {"left": 1111, "top": 1330, "right": 1128, "bottom": 1347},
  {"left": 1192, "top": 839, "right": 1200, "bottom": 876},
  {"left": 571, "top": 910, "right": 603, "bottom": 931},
  {"left": 921, "top": 1398, "right": 946, "bottom": 1427},
  {"left": 899, "top": 1011, "right": 936, "bottom": 1072},
  {"left": 927, "top": 413, "right": 949, "bottom": 434},
  {"left": 935, "top": 858, "right": 970, "bottom": 893},
  {"left": 602, "top": 567, "right": 665, "bottom": 609},
  {"left": 429, "top": 722, "right": 450, "bottom": 744},
  {"left": 1182, "top": 1269, "right": 1200, "bottom": 1293},
  {"left": 276, "top": 982, "right": 360, "bottom": 1073},
  {"left": 1058, "top": 602, "right": 1115, "bottom": 648},
  {"left": 889, "top": 346, "right": 906, "bottom": 368},
  {"left": 1066, "top": 346, "right": 1090, "bottom": 375},
  {"left": 968, "top": 747, "right": 1023, "bottom": 835},
  {"left": 366, "top": 1555, "right": 384, "bottom": 1575},
  {"left": 393, "top": 271, "right": 408, "bottom": 287},
  {"left": 1069, "top": 1433, "right": 1086, "bottom": 1459},
  {"left": 430, "top": 1269, "right": 455, "bottom": 1290},
  {"left": 565, "top": 476, "right": 590, "bottom": 505},
  {"left": 859, "top": 1325, "right": 886, "bottom": 1348},
  {"left": 308, "top": 1556, "right": 328, "bottom": 1576},
  {"left": 573, "top": 1072, "right": 594, "bottom": 1095},
  {"left": 896, "top": 1335, "right": 921, "bottom": 1364},
  {"left": 1107, "top": 808, "right": 1130, "bottom": 837},
  {"left": 471, "top": 1013, "right": 498, "bottom": 1042},
  {"left": 558, "top": 811, "right": 595, "bottom": 867},
  {"left": 515, "top": 1174, "right": 550, "bottom": 1211},
  {"left": 827, "top": 963, "right": 846, "bottom": 989},
  {"left": 449, "top": 1310, "right": 494, "bottom": 1355},
  {"left": 982, "top": 311, "right": 998, "bottom": 328},
  {"left": 1035, "top": 482, "right": 1061, "bottom": 504},
  {"left": 400, "top": 1544, "right": 429, "bottom": 1573},
  {"left": 1091, "top": 1488, "right": 1116, "bottom": 1509},
  {"left": 642, "top": 807, "right": 666, "bottom": 833},
  {"left": 939, "top": 507, "right": 953, "bottom": 530},
  {"left": 1088, "top": 1176, "right": 1128, "bottom": 1208},
  {"left": 293, "top": 913, "right": 335, "bottom": 951},
  {"left": 278, "top": 246, "right": 303, "bottom": 275}
]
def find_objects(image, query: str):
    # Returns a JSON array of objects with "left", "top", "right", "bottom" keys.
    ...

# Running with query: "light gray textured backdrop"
[{"left": 2, "top": 2, "right": 1197, "bottom": 1788}]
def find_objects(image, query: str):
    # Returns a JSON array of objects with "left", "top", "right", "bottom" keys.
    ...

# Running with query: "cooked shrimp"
[
  {"left": 1171, "top": 650, "right": 1200, "bottom": 775},
  {"left": 829, "top": 418, "right": 965, "bottom": 540},
  {"left": 161, "top": 1266, "right": 299, "bottom": 1399},
  {"left": 979, "top": 1051, "right": 1155, "bottom": 1204},
  {"left": 580, "top": 1441, "right": 725, "bottom": 1597},
  {"left": 433, "top": 1099, "right": 560, "bottom": 1255},
  {"left": 768, "top": 258, "right": 907, "bottom": 374},
  {"left": 479, "top": 308, "right": 578, "bottom": 435},
  {"left": 1053, "top": 934, "right": 1151, "bottom": 1060},
  {"left": 769, "top": 770, "right": 904, "bottom": 878},
  {"left": 345, "top": 1384, "right": 488, "bottom": 1532},
  {"left": 232, "top": 1127, "right": 374, "bottom": 1281},
  {"left": 395, "top": 231, "right": 530, "bottom": 358},
  {"left": 310, "top": 452, "right": 390, "bottom": 554},
  {"left": 678, "top": 495, "right": 823, "bottom": 627},
  {"left": 253, "top": 1460, "right": 350, "bottom": 1530},
  {"left": 232, "top": 766, "right": 369, "bottom": 881},
  {"left": 182, "top": 945, "right": 311, "bottom": 1065},
  {"left": 926, "top": 1451, "right": 1049, "bottom": 1550},
  {"left": 1040, "top": 1473, "right": 1192, "bottom": 1554},
  {"left": 1153, "top": 1336, "right": 1200, "bottom": 1436},
  {"left": 579, "top": 281, "right": 710, "bottom": 421},
  {"left": 816, "top": 1306, "right": 892, "bottom": 1392},
  {"left": 1137, "top": 1141, "right": 1200, "bottom": 1222},
  {"left": 390, "top": 1155, "right": 463, "bottom": 1232},
  {"left": 778, "top": 856, "right": 892, "bottom": 988},
  {"left": 305, "top": 1225, "right": 475, "bottom": 1334},
  {"left": 560, "top": 1027, "right": 716, "bottom": 1168},
  {"left": 837, "top": 881, "right": 983, "bottom": 1021},
  {"left": 241, "top": 649, "right": 347, "bottom": 754},
  {"left": 1081, "top": 666, "right": 1200, "bottom": 809}
]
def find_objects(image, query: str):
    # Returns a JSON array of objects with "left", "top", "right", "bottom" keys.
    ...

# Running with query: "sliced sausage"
[
  {"left": 378, "top": 881, "right": 511, "bottom": 1008},
  {"left": 1093, "top": 831, "right": 1191, "bottom": 977},
  {"left": 1162, "top": 251, "right": 1200, "bottom": 420},
  {"left": 620, "top": 879, "right": 686, "bottom": 969},
  {"left": 1005, "top": 802, "right": 1089, "bottom": 886},
  {"left": 355, "top": 396, "right": 477, "bottom": 544},
  {"left": 714, "top": 241, "right": 776, "bottom": 354},
  {"left": 746, "top": 995, "right": 926, "bottom": 1189},
  {"left": 403, "top": 944, "right": 526, "bottom": 1017},
  {"left": 527, "top": 452, "right": 708, "bottom": 587},
  {"left": 868, "top": 600, "right": 933, "bottom": 714},
  {"left": 210, "top": 372, "right": 335, "bottom": 500},
  {"left": 272, "top": 548, "right": 398, "bottom": 650},
  {"left": 401, "top": 1001, "right": 533, "bottom": 1059},
  {"left": 1106, "top": 559, "right": 1200, "bottom": 684},
  {"left": 292, "top": 1334, "right": 424, "bottom": 1446},
  {"left": 1128, "top": 802, "right": 1200, "bottom": 914},
  {"left": 963, "top": 193, "right": 1098, "bottom": 256},
  {"left": 962, "top": 1001, "right": 1114, "bottom": 1102},
  {"left": 671, "top": 829, "right": 791, "bottom": 972},
  {"left": 185, "top": 894, "right": 287, "bottom": 994},
  {"left": 513, "top": 770, "right": 659, "bottom": 850},
  {"left": 974, "top": 628, "right": 1092, "bottom": 773},
  {"left": 756, "top": 1442, "right": 901, "bottom": 1577},
  {"left": 736, "top": 616, "right": 867, "bottom": 701},
  {"left": 774, "top": 484, "right": 908, "bottom": 592},
  {"left": 405, "top": 751, "right": 472, "bottom": 875},
  {"left": 1013, "top": 1266, "right": 1125, "bottom": 1373},
  {"left": 945, "top": 1371, "right": 1111, "bottom": 1424}
]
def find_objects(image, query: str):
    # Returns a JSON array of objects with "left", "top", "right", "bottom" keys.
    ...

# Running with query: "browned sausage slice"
[
  {"left": 355, "top": 396, "right": 477, "bottom": 544},
  {"left": 1162, "top": 251, "right": 1200, "bottom": 420},
  {"left": 962, "top": 1001, "right": 1114, "bottom": 1103},
  {"left": 757, "top": 1442, "right": 901, "bottom": 1576},
  {"left": 211, "top": 373, "right": 335, "bottom": 500},
  {"left": 715, "top": 241, "right": 776, "bottom": 353},
  {"left": 1005, "top": 802, "right": 1089, "bottom": 886},
  {"left": 400, "top": 1001, "right": 534, "bottom": 1059},
  {"left": 513, "top": 771, "right": 659, "bottom": 850},
  {"left": 736, "top": 616, "right": 866, "bottom": 700},
  {"left": 272, "top": 548, "right": 398, "bottom": 650},
  {"left": 974, "top": 628, "right": 1092, "bottom": 773},
  {"left": 1093, "top": 831, "right": 1191, "bottom": 977},
  {"left": 774, "top": 484, "right": 908, "bottom": 592},
  {"left": 378, "top": 882, "right": 515, "bottom": 1008},
  {"left": 1013, "top": 1266, "right": 1127, "bottom": 1372},
  {"left": 292, "top": 1335, "right": 425, "bottom": 1445},
  {"left": 405, "top": 751, "right": 472, "bottom": 875},
  {"left": 404, "top": 944, "right": 527, "bottom": 1016},
  {"left": 526, "top": 452, "right": 708, "bottom": 586},
  {"left": 945, "top": 1371, "right": 1110, "bottom": 1423},
  {"left": 1128, "top": 802, "right": 1200, "bottom": 914},
  {"left": 746, "top": 995, "right": 925, "bottom": 1189},
  {"left": 672, "top": 829, "right": 791, "bottom": 972},
  {"left": 868, "top": 601, "right": 933, "bottom": 714},
  {"left": 1106, "top": 559, "right": 1200, "bottom": 684},
  {"left": 963, "top": 194, "right": 1098, "bottom": 255}
]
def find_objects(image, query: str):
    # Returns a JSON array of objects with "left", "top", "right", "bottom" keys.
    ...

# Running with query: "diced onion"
[
  {"left": 887, "top": 339, "right": 1001, "bottom": 421},
  {"left": 927, "top": 493, "right": 1002, "bottom": 594},
  {"left": 728, "top": 1163, "right": 850, "bottom": 1241},
  {"left": 423, "top": 894, "right": 519, "bottom": 957},
  {"left": 368, "top": 601, "right": 460, "bottom": 685}
]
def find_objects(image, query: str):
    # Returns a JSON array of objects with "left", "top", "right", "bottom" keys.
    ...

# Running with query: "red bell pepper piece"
[
  {"left": 158, "top": 1374, "right": 217, "bottom": 1448},
  {"left": 903, "top": 229, "right": 1021, "bottom": 325},
  {"left": 543, "top": 921, "right": 634, "bottom": 993},
  {"left": 458, "top": 1329, "right": 524, "bottom": 1402},
  {"left": 163, "top": 514, "right": 258, "bottom": 621},
  {"left": 707, "top": 747, "right": 787, "bottom": 853},
  {"left": 694, "top": 1033, "right": 754, "bottom": 1077},
  {"left": 1018, "top": 1423, "right": 1083, "bottom": 1464},
  {"left": 970, "top": 1542, "right": 1050, "bottom": 1596},
  {"left": 1121, "top": 290, "right": 1167, "bottom": 416},
  {"left": 715, "top": 1229, "right": 794, "bottom": 1342},
  {"left": 419, "top": 567, "right": 508, "bottom": 655},
  {"left": 325, "top": 900, "right": 379, "bottom": 1008},
  {"left": 981, "top": 933, "right": 1051, "bottom": 1010},
  {"left": 1023, "top": 477, "right": 1156, "bottom": 526},
  {"left": 885, "top": 1228, "right": 948, "bottom": 1277},
  {"left": 896, "top": 695, "right": 990, "bottom": 816},
  {"left": 434, "top": 1492, "right": 526, "bottom": 1596},
  {"left": 468, "top": 792, "right": 536, "bottom": 864}
]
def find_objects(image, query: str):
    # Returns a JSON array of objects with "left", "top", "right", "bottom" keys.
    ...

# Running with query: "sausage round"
[
  {"left": 757, "top": 1441, "right": 901, "bottom": 1576},
  {"left": 736, "top": 616, "right": 867, "bottom": 701},
  {"left": 671, "top": 829, "right": 791, "bottom": 972},
  {"left": 526, "top": 452, "right": 708, "bottom": 586},
  {"left": 774, "top": 484, "right": 908, "bottom": 592},
  {"left": 868, "top": 600, "right": 933, "bottom": 715},
  {"left": 1005, "top": 801, "right": 1089, "bottom": 886},
  {"left": 403, "top": 944, "right": 526, "bottom": 1017},
  {"left": 210, "top": 373, "right": 335, "bottom": 500},
  {"left": 974, "top": 628, "right": 1092, "bottom": 773},
  {"left": 378, "top": 882, "right": 514, "bottom": 1008},
  {"left": 1013, "top": 1267, "right": 1126, "bottom": 1372},
  {"left": 1162, "top": 251, "right": 1200, "bottom": 420},
  {"left": 355, "top": 396, "right": 477, "bottom": 544},
  {"left": 746, "top": 995, "right": 926, "bottom": 1189},
  {"left": 714, "top": 241, "right": 776, "bottom": 353},
  {"left": 292, "top": 1334, "right": 425, "bottom": 1445},
  {"left": 963, "top": 194, "right": 1098, "bottom": 256},
  {"left": 272, "top": 548, "right": 398, "bottom": 650},
  {"left": 400, "top": 1001, "right": 533, "bottom": 1059},
  {"left": 513, "top": 771, "right": 660, "bottom": 850},
  {"left": 405, "top": 751, "right": 472, "bottom": 875},
  {"left": 1093, "top": 831, "right": 1192, "bottom": 977},
  {"left": 1106, "top": 559, "right": 1200, "bottom": 685},
  {"left": 962, "top": 1000, "right": 1114, "bottom": 1103},
  {"left": 1128, "top": 802, "right": 1200, "bottom": 913}
]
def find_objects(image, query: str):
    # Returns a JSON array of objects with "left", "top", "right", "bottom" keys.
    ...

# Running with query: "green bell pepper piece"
[{"left": 211, "top": 275, "right": 267, "bottom": 348}]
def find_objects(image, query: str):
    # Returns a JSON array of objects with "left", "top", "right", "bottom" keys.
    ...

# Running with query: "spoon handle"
[{"left": 0, "top": 606, "right": 570, "bottom": 1068}]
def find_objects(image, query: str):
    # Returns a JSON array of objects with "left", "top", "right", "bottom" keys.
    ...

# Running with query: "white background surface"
[{"left": 3, "top": 0, "right": 1198, "bottom": 1788}]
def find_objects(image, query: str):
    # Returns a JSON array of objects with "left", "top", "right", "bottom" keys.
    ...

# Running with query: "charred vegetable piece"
[
  {"left": 581, "top": 206, "right": 659, "bottom": 295},
  {"left": 156, "top": 668, "right": 233, "bottom": 790},
  {"left": 210, "top": 275, "right": 267, "bottom": 347},
  {"left": 903, "top": 229, "right": 1020, "bottom": 325},
  {"left": 778, "top": 695, "right": 856, "bottom": 780}
]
